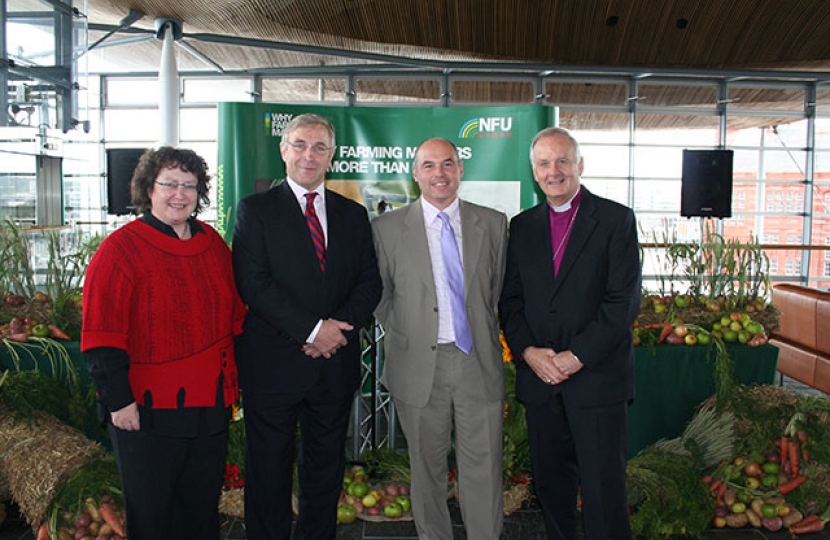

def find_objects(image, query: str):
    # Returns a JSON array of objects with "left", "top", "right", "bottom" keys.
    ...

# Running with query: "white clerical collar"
[{"left": 549, "top": 190, "right": 580, "bottom": 213}]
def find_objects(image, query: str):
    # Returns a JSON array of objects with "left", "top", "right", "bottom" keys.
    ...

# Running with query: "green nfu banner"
[{"left": 216, "top": 103, "right": 556, "bottom": 240}]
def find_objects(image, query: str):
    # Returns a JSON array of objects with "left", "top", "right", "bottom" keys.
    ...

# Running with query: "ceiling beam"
[{"left": 84, "top": 24, "right": 830, "bottom": 83}]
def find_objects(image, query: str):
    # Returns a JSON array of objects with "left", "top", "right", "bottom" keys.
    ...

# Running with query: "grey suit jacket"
[{"left": 372, "top": 198, "right": 508, "bottom": 407}]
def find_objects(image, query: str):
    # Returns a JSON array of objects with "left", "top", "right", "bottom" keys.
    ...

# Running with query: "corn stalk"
[
  {"left": 0, "top": 220, "right": 38, "bottom": 297},
  {"left": 0, "top": 221, "right": 100, "bottom": 319},
  {"left": 646, "top": 222, "right": 772, "bottom": 307}
]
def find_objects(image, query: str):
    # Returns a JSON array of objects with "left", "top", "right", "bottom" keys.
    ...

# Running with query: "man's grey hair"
[
  {"left": 529, "top": 127, "right": 581, "bottom": 164},
  {"left": 280, "top": 113, "right": 336, "bottom": 148}
]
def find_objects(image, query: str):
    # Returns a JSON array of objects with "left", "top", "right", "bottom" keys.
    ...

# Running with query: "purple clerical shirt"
[{"left": 548, "top": 188, "right": 583, "bottom": 276}]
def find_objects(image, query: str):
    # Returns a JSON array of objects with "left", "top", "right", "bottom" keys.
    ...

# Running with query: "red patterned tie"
[{"left": 304, "top": 192, "right": 326, "bottom": 271}]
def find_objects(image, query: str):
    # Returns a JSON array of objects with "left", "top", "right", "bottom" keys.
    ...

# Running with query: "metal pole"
[{"left": 158, "top": 19, "right": 180, "bottom": 147}]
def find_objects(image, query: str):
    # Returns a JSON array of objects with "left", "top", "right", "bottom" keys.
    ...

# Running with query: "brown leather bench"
[{"left": 768, "top": 284, "right": 830, "bottom": 394}]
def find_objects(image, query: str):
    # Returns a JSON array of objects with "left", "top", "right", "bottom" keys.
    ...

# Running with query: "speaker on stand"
[
  {"left": 106, "top": 148, "right": 147, "bottom": 215},
  {"left": 680, "top": 149, "right": 734, "bottom": 218}
]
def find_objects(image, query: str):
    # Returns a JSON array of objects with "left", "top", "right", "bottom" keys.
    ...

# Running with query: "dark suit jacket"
[
  {"left": 232, "top": 180, "right": 382, "bottom": 398},
  {"left": 498, "top": 187, "right": 641, "bottom": 408}
]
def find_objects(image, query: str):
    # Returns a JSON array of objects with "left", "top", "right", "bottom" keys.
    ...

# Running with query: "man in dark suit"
[
  {"left": 232, "top": 113, "right": 382, "bottom": 540},
  {"left": 499, "top": 127, "right": 641, "bottom": 540}
]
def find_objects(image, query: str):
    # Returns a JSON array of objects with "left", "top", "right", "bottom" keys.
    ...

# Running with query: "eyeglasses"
[
  {"left": 284, "top": 140, "right": 334, "bottom": 155},
  {"left": 155, "top": 180, "right": 198, "bottom": 192}
]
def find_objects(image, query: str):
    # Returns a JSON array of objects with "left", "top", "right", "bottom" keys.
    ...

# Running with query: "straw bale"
[
  {"left": 0, "top": 472, "right": 9, "bottom": 502},
  {"left": 219, "top": 488, "right": 245, "bottom": 518},
  {"left": 0, "top": 300, "right": 54, "bottom": 325},
  {"left": 0, "top": 408, "right": 100, "bottom": 526},
  {"left": 503, "top": 483, "right": 530, "bottom": 515}
]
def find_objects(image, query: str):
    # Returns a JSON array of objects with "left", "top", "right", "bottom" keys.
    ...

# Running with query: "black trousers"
[
  {"left": 109, "top": 423, "right": 229, "bottom": 540},
  {"left": 526, "top": 394, "right": 632, "bottom": 540},
  {"left": 242, "top": 388, "right": 352, "bottom": 540}
]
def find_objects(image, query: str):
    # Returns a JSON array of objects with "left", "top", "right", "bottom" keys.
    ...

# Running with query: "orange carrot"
[
  {"left": 790, "top": 516, "right": 825, "bottom": 535},
  {"left": 47, "top": 324, "right": 70, "bottom": 340},
  {"left": 789, "top": 441, "right": 801, "bottom": 478},
  {"left": 780, "top": 436, "right": 789, "bottom": 466},
  {"left": 714, "top": 482, "right": 727, "bottom": 505},
  {"left": 790, "top": 514, "right": 821, "bottom": 529},
  {"left": 98, "top": 503, "right": 125, "bottom": 537},
  {"left": 36, "top": 523, "right": 50, "bottom": 540},
  {"left": 658, "top": 324, "right": 673, "bottom": 343},
  {"left": 709, "top": 479, "right": 723, "bottom": 493},
  {"left": 701, "top": 475, "right": 713, "bottom": 485},
  {"left": 779, "top": 475, "right": 807, "bottom": 495}
]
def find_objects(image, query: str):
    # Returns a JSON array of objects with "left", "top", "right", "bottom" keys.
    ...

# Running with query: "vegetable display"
[
  {"left": 338, "top": 464, "right": 413, "bottom": 522},
  {"left": 627, "top": 385, "right": 830, "bottom": 539}
]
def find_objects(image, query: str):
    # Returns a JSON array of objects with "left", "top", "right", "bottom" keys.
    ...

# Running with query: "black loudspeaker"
[
  {"left": 106, "top": 148, "right": 146, "bottom": 215},
  {"left": 680, "top": 149, "right": 734, "bottom": 218}
]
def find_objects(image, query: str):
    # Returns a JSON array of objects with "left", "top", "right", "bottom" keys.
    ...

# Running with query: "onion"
[{"left": 762, "top": 516, "right": 783, "bottom": 531}]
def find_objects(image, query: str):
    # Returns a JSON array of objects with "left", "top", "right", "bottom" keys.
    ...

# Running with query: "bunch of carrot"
[
  {"left": 35, "top": 496, "right": 125, "bottom": 540},
  {"left": 643, "top": 322, "right": 673, "bottom": 344},
  {"left": 777, "top": 431, "right": 808, "bottom": 480},
  {"left": 789, "top": 503, "right": 830, "bottom": 536}
]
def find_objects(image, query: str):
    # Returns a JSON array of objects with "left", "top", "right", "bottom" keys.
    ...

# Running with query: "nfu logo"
[{"left": 458, "top": 117, "right": 514, "bottom": 139}]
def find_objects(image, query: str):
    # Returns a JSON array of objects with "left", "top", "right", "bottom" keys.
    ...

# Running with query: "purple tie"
[
  {"left": 438, "top": 212, "right": 473, "bottom": 354},
  {"left": 304, "top": 192, "right": 326, "bottom": 271}
]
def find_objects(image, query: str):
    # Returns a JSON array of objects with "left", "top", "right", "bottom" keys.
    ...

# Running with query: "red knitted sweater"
[{"left": 81, "top": 219, "right": 246, "bottom": 409}]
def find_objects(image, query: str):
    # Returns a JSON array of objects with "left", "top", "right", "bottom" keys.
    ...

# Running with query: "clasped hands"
[
  {"left": 302, "top": 318, "right": 353, "bottom": 359},
  {"left": 522, "top": 346, "right": 584, "bottom": 385}
]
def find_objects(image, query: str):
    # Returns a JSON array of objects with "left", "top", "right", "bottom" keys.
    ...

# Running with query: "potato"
[
  {"left": 745, "top": 508, "right": 762, "bottom": 528},
  {"left": 782, "top": 509, "right": 804, "bottom": 528},
  {"left": 750, "top": 498, "right": 764, "bottom": 516},
  {"left": 724, "top": 512, "right": 749, "bottom": 528},
  {"left": 723, "top": 489, "right": 737, "bottom": 506}
]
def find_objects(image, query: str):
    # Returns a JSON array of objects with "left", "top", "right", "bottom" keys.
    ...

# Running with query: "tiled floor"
[
  {"left": 2, "top": 376, "right": 828, "bottom": 540},
  {"left": 5, "top": 496, "right": 830, "bottom": 540}
]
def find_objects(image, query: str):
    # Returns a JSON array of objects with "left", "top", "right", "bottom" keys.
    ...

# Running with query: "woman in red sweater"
[{"left": 81, "top": 147, "right": 246, "bottom": 540}]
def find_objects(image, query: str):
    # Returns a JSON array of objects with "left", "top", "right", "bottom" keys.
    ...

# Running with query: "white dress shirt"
[
  {"left": 421, "top": 198, "right": 464, "bottom": 345},
  {"left": 286, "top": 177, "right": 328, "bottom": 343},
  {"left": 286, "top": 177, "right": 328, "bottom": 246}
]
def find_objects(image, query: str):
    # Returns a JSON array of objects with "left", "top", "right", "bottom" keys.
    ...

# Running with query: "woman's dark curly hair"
[{"left": 130, "top": 146, "right": 211, "bottom": 215}]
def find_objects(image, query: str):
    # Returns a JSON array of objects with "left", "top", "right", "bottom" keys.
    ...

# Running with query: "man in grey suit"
[{"left": 372, "top": 137, "right": 508, "bottom": 540}]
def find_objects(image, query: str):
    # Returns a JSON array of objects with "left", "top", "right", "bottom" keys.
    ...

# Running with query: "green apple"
[
  {"left": 337, "top": 504, "right": 358, "bottom": 524},
  {"left": 348, "top": 482, "right": 368, "bottom": 498},
  {"left": 362, "top": 493, "right": 378, "bottom": 508},
  {"left": 383, "top": 502, "right": 403, "bottom": 518},
  {"left": 395, "top": 495, "right": 411, "bottom": 513}
]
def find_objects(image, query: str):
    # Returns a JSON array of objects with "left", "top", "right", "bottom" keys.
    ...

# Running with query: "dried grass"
[
  {"left": 502, "top": 483, "right": 530, "bottom": 515},
  {"left": 218, "top": 488, "right": 245, "bottom": 518},
  {"left": 0, "top": 473, "right": 10, "bottom": 502},
  {"left": 0, "top": 407, "right": 100, "bottom": 526}
]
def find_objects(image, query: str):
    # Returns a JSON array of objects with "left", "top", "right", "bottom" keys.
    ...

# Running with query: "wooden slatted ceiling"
[
  {"left": 76, "top": 0, "right": 830, "bottom": 132},
  {"left": 85, "top": 0, "right": 830, "bottom": 69}
]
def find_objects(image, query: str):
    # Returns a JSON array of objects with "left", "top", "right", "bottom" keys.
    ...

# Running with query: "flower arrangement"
[{"left": 501, "top": 333, "right": 532, "bottom": 488}]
